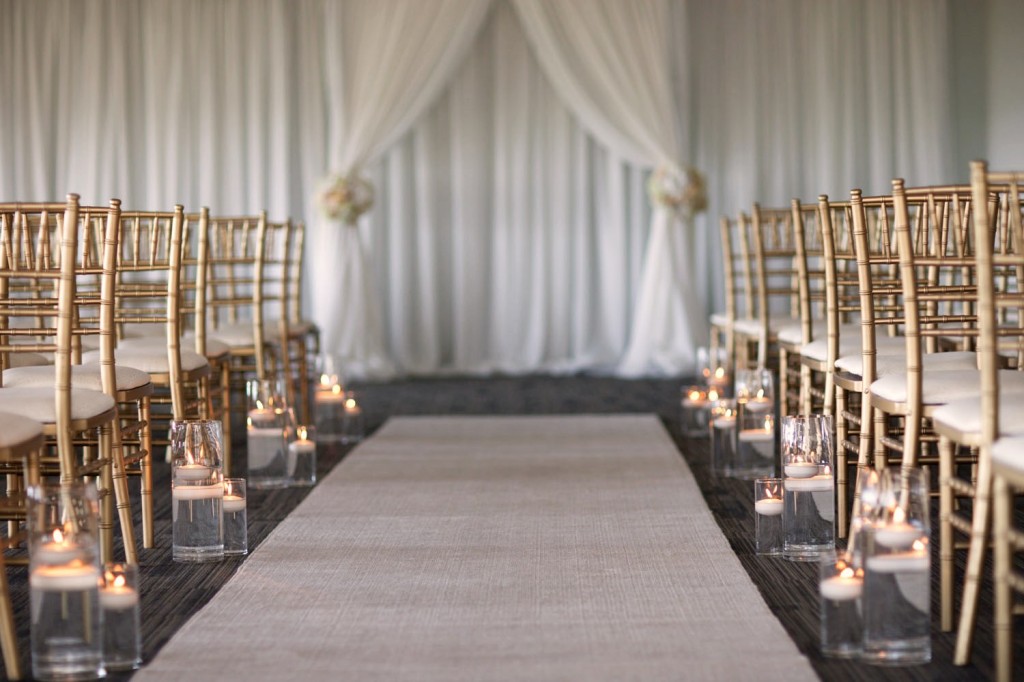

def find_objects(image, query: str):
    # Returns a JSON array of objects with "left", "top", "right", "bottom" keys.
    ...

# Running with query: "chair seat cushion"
[
  {"left": 0, "top": 411, "right": 44, "bottom": 448},
  {"left": 835, "top": 348, "right": 974, "bottom": 378},
  {"left": 786, "top": 322, "right": 864, "bottom": 352},
  {"left": 0, "top": 387, "right": 115, "bottom": 422},
  {"left": 709, "top": 311, "right": 731, "bottom": 328},
  {"left": 932, "top": 393, "right": 1024, "bottom": 436},
  {"left": 992, "top": 436, "right": 1024, "bottom": 477},
  {"left": 870, "top": 368, "right": 1024, "bottom": 405},
  {"left": 3, "top": 364, "right": 152, "bottom": 392},
  {"left": 6, "top": 351, "right": 53, "bottom": 368},
  {"left": 82, "top": 347, "right": 209, "bottom": 374},
  {"left": 208, "top": 322, "right": 257, "bottom": 349},
  {"left": 119, "top": 334, "right": 231, "bottom": 359}
]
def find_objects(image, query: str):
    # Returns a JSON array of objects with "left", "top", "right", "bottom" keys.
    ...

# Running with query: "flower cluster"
[
  {"left": 647, "top": 163, "right": 707, "bottom": 216},
  {"left": 316, "top": 173, "right": 375, "bottom": 224}
]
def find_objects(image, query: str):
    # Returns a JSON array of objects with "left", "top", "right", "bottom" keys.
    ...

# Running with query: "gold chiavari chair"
[
  {"left": 205, "top": 213, "right": 277, "bottom": 455},
  {"left": 710, "top": 214, "right": 752, "bottom": 378},
  {"left": 280, "top": 221, "right": 318, "bottom": 425},
  {"left": 83, "top": 207, "right": 204, "bottom": 547},
  {"left": 0, "top": 196, "right": 134, "bottom": 564},
  {"left": 0, "top": 412, "right": 44, "bottom": 681},
  {"left": 940, "top": 161, "right": 1024, "bottom": 678},
  {"left": 784, "top": 198, "right": 830, "bottom": 415}
]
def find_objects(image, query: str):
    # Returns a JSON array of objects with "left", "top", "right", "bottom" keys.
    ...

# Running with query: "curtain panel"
[{"left": 0, "top": 0, "right": 958, "bottom": 378}]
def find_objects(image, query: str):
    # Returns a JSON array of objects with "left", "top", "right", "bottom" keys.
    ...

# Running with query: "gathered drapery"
[
  {"left": 0, "top": 0, "right": 963, "bottom": 378},
  {"left": 514, "top": 0, "right": 704, "bottom": 376}
]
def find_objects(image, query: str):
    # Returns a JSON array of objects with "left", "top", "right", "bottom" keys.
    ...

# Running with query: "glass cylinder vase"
[
  {"left": 170, "top": 419, "right": 224, "bottom": 563},
  {"left": 247, "top": 378, "right": 295, "bottom": 489},
  {"left": 781, "top": 414, "right": 836, "bottom": 561},
  {"left": 28, "top": 482, "right": 105, "bottom": 681}
]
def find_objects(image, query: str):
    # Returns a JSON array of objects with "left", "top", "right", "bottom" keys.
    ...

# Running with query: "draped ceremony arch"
[{"left": 0, "top": 0, "right": 961, "bottom": 379}]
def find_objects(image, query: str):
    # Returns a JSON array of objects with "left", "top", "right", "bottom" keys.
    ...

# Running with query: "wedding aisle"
[{"left": 134, "top": 415, "right": 816, "bottom": 681}]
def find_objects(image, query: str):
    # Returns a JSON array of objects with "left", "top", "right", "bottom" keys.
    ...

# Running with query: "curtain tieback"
[
  {"left": 317, "top": 173, "right": 376, "bottom": 225},
  {"left": 647, "top": 163, "right": 707, "bottom": 217}
]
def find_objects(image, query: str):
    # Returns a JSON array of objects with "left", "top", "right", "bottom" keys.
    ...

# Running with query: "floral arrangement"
[
  {"left": 647, "top": 163, "right": 708, "bottom": 216},
  {"left": 316, "top": 173, "right": 375, "bottom": 224}
]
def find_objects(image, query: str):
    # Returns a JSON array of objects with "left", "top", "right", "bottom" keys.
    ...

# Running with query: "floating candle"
[
  {"left": 175, "top": 463, "right": 212, "bottom": 482},
  {"left": 34, "top": 529, "right": 84, "bottom": 565},
  {"left": 784, "top": 462, "right": 819, "bottom": 478},
  {"left": 222, "top": 494, "right": 246, "bottom": 514},
  {"left": 314, "top": 384, "right": 346, "bottom": 404},
  {"left": 785, "top": 474, "right": 834, "bottom": 492},
  {"left": 820, "top": 567, "right": 863, "bottom": 601},
  {"left": 171, "top": 483, "right": 224, "bottom": 501},
  {"left": 754, "top": 498, "right": 783, "bottom": 516},
  {"left": 865, "top": 549, "right": 929, "bottom": 573},
  {"left": 100, "top": 573, "right": 139, "bottom": 610},
  {"left": 30, "top": 562, "right": 101, "bottom": 592}
]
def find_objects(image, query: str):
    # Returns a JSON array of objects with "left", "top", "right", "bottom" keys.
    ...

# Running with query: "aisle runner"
[{"left": 136, "top": 416, "right": 817, "bottom": 681}]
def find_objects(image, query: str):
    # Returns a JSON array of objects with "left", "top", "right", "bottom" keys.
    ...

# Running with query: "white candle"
[
  {"left": 222, "top": 494, "right": 246, "bottom": 513},
  {"left": 100, "top": 576, "right": 139, "bottom": 610},
  {"left": 34, "top": 531, "right": 84, "bottom": 565},
  {"left": 784, "top": 462, "right": 819, "bottom": 479},
  {"left": 820, "top": 571, "right": 863, "bottom": 601},
  {"left": 754, "top": 498, "right": 783, "bottom": 516},
  {"left": 30, "top": 563, "right": 100, "bottom": 591},
  {"left": 315, "top": 385, "right": 346, "bottom": 404},
  {"left": 175, "top": 463, "right": 212, "bottom": 481},
  {"left": 171, "top": 483, "right": 224, "bottom": 501},
  {"left": 743, "top": 397, "right": 773, "bottom": 413},
  {"left": 874, "top": 523, "right": 921, "bottom": 550},
  {"left": 247, "top": 408, "right": 276, "bottom": 427},
  {"left": 288, "top": 438, "right": 316, "bottom": 456},
  {"left": 739, "top": 429, "right": 774, "bottom": 443},
  {"left": 713, "top": 415, "right": 736, "bottom": 428},
  {"left": 785, "top": 474, "right": 834, "bottom": 492},
  {"left": 866, "top": 550, "right": 929, "bottom": 573}
]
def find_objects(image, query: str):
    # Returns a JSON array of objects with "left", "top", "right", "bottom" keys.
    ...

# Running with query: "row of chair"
[
  {"left": 0, "top": 196, "right": 318, "bottom": 680},
  {"left": 712, "top": 161, "right": 1024, "bottom": 680}
]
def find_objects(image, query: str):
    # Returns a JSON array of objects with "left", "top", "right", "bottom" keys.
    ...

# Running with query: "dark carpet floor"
[{"left": 1, "top": 375, "right": 1011, "bottom": 680}]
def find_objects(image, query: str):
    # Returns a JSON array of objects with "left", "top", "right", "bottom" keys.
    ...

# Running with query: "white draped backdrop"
[{"left": 0, "top": 0, "right": 970, "bottom": 378}]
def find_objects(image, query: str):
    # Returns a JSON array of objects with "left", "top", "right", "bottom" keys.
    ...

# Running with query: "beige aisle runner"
[{"left": 136, "top": 415, "right": 818, "bottom": 681}]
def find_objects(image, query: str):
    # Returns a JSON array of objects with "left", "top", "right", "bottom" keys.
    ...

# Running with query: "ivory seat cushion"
[
  {"left": 932, "top": 393, "right": 1024, "bottom": 435},
  {"left": 3, "top": 364, "right": 152, "bottom": 392},
  {"left": 207, "top": 322, "right": 257, "bottom": 349},
  {"left": 836, "top": 349, "right": 976, "bottom": 378},
  {"left": 788, "top": 323, "right": 866, "bottom": 355},
  {"left": 992, "top": 436, "right": 1024, "bottom": 476},
  {"left": 733, "top": 314, "right": 800, "bottom": 339},
  {"left": 6, "top": 352, "right": 53, "bottom": 368},
  {"left": 709, "top": 311, "right": 731, "bottom": 328},
  {"left": 0, "top": 387, "right": 115, "bottom": 422},
  {"left": 870, "top": 369, "right": 1024, "bottom": 405},
  {"left": 82, "top": 347, "right": 209, "bottom": 374},
  {"left": 0, "top": 411, "right": 44, "bottom": 448},
  {"left": 119, "top": 334, "right": 231, "bottom": 359}
]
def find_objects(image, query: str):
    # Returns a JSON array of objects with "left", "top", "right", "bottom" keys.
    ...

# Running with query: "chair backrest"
[
  {"left": 287, "top": 221, "right": 306, "bottom": 325},
  {"left": 205, "top": 212, "right": 269, "bottom": 378},
  {"left": 747, "top": 204, "right": 801, "bottom": 367},
  {"left": 970, "top": 161, "right": 1024, "bottom": 444},
  {"left": 791, "top": 198, "right": 829, "bottom": 348},
  {"left": 0, "top": 195, "right": 120, "bottom": 473},
  {"left": 817, "top": 196, "right": 859, "bottom": 392},
  {"left": 113, "top": 207, "right": 186, "bottom": 415},
  {"left": 181, "top": 208, "right": 210, "bottom": 358}
]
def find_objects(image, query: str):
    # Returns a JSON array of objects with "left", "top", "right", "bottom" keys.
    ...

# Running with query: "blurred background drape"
[{"left": 1, "top": 0, "right": 1013, "bottom": 378}]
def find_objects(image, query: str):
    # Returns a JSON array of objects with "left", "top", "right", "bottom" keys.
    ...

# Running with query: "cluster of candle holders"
[
  {"left": 28, "top": 483, "right": 143, "bottom": 680},
  {"left": 679, "top": 347, "right": 730, "bottom": 438},
  {"left": 247, "top": 379, "right": 318, "bottom": 489},
  {"left": 706, "top": 367, "right": 777, "bottom": 479},
  {"left": 312, "top": 354, "right": 364, "bottom": 445}
]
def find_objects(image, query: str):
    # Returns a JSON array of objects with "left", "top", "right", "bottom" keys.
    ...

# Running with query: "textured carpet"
[{"left": 134, "top": 415, "right": 818, "bottom": 682}]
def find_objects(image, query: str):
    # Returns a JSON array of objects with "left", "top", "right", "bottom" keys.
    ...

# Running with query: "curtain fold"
[
  {"left": 316, "top": 0, "right": 492, "bottom": 378},
  {"left": 513, "top": 0, "right": 702, "bottom": 376}
]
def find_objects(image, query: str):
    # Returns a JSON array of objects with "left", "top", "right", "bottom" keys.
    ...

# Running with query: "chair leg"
[
  {"left": 140, "top": 395, "right": 154, "bottom": 549},
  {"left": 939, "top": 435, "right": 956, "bottom": 632},
  {"left": 954, "top": 446, "right": 993, "bottom": 665},
  {"left": 108, "top": 426, "right": 137, "bottom": 565},
  {"left": 98, "top": 426, "right": 115, "bottom": 565},
  {"left": 993, "top": 474, "right": 1014, "bottom": 682},
  {"left": 0, "top": 552, "right": 21, "bottom": 680},
  {"left": 778, "top": 348, "right": 789, "bottom": 414},
  {"left": 220, "top": 360, "right": 232, "bottom": 476},
  {"left": 836, "top": 387, "right": 849, "bottom": 538}
]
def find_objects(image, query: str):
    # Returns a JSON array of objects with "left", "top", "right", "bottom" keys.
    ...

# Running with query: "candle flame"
[
  {"left": 708, "top": 388, "right": 720, "bottom": 401},
  {"left": 688, "top": 389, "right": 702, "bottom": 401},
  {"left": 714, "top": 367, "right": 726, "bottom": 380},
  {"left": 113, "top": 574, "right": 126, "bottom": 588},
  {"left": 255, "top": 399, "right": 264, "bottom": 410},
  {"left": 756, "top": 388, "right": 764, "bottom": 399},
  {"left": 912, "top": 539, "right": 926, "bottom": 552},
  {"left": 298, "top": 426, "right": 308, "bottom": 441},
  {"left": 52, "top": 528, "right": 64, "bottom": 543},
  {"left": 893, "top": 506, "right": 906, "bottom": 524},
  {"left": 320, "top": 374, "right": 330, "bottom": 387},
  {"left": 763, "top": 415, "right": 772, "bottom": 432},
  {"left": 345, "top": 397, "right": 357, "bottom": 410},
  {"left": 840, "top": 567, "right": 855, "bottom": 579},
  {"left": 331, "top": 384, "right": 342, "bottom": 396}
]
